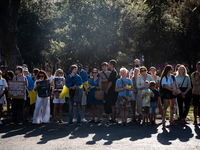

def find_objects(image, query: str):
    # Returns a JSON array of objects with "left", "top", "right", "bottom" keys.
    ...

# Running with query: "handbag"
[{"left": 95, "top": 90, "right": 104, "bottom": 100}]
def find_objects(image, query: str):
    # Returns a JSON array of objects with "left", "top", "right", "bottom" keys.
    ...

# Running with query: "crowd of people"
[{"left": 0, "top": 59, "right": 200, "bottom": 128}]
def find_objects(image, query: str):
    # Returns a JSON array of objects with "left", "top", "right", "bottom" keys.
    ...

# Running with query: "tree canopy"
[{"left": 1, "top": 0, "right": 200, "bottom": 71}]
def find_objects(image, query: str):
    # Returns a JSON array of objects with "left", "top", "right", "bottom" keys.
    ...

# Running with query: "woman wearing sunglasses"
[
  {"left": 52, "top": 69, "right": 66, "bottom": 124},
  {"left": 32, "top": 70, "right": 50, "bottom": 124},
  {"left": 87, "top": 68, "right": 102, "bottom": 123},
  {"left": 136, "top": 66, "right": 153, "bottom": 123}
]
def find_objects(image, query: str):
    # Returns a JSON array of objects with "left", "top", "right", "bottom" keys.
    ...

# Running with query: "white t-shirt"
[
  {"left": 161, "top": 75, "right": 176, "bottom": 88},
  {"left": 0, "top": 79, "right": 8, "bottom": 103},
  {"left": 48, "top": 76, "right": 54, "bottom": 88}
]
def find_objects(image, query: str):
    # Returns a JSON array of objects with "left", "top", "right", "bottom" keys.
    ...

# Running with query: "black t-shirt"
[
  {"left": 151, "top": 89, "right": 160, "bottom": 102},
  {"left": 69, "top": 76, "right": 75, "bottom": 97},
  {"left": 108, "top": 69, "right": 118, "bottom": 95}
]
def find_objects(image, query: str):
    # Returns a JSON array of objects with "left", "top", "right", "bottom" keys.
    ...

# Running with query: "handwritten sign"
[
  {"left": 8, "top": 81, "right": 25, "bottom": 99},
  {"left": 37, "top": 80, "right": 50, "bottom": 97}
]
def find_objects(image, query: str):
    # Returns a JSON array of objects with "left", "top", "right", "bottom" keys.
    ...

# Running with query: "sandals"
[
  {"left": 89, "top": 120, "right": 95, "bottom": 123},
  {"left": 120, "top": 122, "right": 129, "bottom": 127},
  {"left": 169, "top": 121, "right": 177, "bottom": 126},
  {"left": 124, "top": 122, "right": 129, "bottom": 126},
  {"left": 52, "top": 120, "right": 57, "bottom": 124}
]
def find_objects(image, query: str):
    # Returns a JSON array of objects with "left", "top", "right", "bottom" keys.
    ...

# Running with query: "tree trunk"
[{"left": 0, "top": 0, "right": 22, "bottom": 71}]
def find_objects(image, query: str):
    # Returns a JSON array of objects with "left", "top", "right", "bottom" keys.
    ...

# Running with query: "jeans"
[
  {"left": 12, "top": 99, "right": 24, "bottom": 123},
  {"left": 69, "top": 96, "right": 81, "bottom": 123}
]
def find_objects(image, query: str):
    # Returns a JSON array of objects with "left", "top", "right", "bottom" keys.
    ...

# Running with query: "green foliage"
[{"left": 16, "top": 0, "right": 200, "bottom": 71}]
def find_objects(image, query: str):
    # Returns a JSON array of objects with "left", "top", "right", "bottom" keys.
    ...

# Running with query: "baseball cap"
[
  {"left": 23, "top": 67, "right": 29, "bottom": 72},
  {"left": 77, "top": 64, "right": 82, "bottom": 70}
]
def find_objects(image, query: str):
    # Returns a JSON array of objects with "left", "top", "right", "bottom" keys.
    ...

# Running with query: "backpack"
[{"left": 73, "top": 87, "right": 83, "bottom": 103}]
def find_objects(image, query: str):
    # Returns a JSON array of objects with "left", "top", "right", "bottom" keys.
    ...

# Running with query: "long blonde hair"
[
  {"left": 177, "top": 65, "right": 188, "bottom": 76},
  {"left": 133, "top": 68, "right": 140, "bottom": 77},
  {"left": 54, "top": 69, "right": 64, "bottom": 77}
]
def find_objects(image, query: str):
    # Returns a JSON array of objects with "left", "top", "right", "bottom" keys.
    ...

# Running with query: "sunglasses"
[
  {"left": 85, "top": 67, "right": 89, "bottom": 68},
  {"left": 59, "top": 72, "right": 63, "bottom": 74},
  {"left": 39, "top": 75, "right": 44, "bottom": 78},
  {"left": 141, "top": 70, "right": 146, "bottom": 72},
  {"left": 92, "top": 72, "right": 98, "bottom": 74}
]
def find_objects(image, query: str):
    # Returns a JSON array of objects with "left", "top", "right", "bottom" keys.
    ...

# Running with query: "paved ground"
[{"left": 0, "top": 113, "right": 200, "bottom": 150}]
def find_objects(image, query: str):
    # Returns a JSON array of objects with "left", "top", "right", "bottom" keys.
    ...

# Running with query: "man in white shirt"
[{"left": 129, "top": 59, "right": 141, "bottom": 78}]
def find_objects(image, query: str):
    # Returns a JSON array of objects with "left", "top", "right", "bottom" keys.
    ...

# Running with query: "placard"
[
  {"left": 54, "top": 77, "right": 64, "bottom": 90},
  {"left": 37, "top": 80, "right": 50, "bottom": 97},
  {"left": 8, "top": 81, "right": 25, "bottom": 99}
]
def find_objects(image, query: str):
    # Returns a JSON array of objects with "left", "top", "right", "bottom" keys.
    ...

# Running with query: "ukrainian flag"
[{"left": 59, "top": 73, "right": 83, "bottom": 99}]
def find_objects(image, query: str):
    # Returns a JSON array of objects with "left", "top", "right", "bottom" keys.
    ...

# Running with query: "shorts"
[
  {"left": 149, "top": 102, "right": 158, "bottom": 114},
  {"left": 53, "top": 92, "right": 65, "bottom": 104},
  {"left": 162, "top": 89, "right": 176, "bottom": 99},
  {"left": 118, "top": 95, "right": 131, "bottom": 108},
  {"left": 131, "top": 91, "right": 137, "bottom": 101},
  {"left": 24, "top": 97, "right": 31, "bottom": 107},
  {"left": 142, "top": 106, "right": 150, "bottom": 114},
  {"left": 193, "top": 94, "right": 200, "bottom": 106},
  {"left": 74, "top": 91, "right": 87, "bottom": 106}
]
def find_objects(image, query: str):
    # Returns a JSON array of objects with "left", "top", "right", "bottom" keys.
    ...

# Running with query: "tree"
[
  {"left": 17, "top": 0, "right": 58, "bottom": 68},
  {"left": 0, "top": 0, "right": 22, "bottom": 70}
]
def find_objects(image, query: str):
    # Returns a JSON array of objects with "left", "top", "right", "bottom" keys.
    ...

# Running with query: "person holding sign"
[
  {"left": 52, "top": 69, "right": 66, "bottom": 124},
  {"left": 0, "top": 70, "right": 8, "bottom": 125},
  {"left": 32, "top": 70, "right": 50, "bottom": 124},
  {"left": 11, "top": 66, "right": 28, "bottom": 125}
]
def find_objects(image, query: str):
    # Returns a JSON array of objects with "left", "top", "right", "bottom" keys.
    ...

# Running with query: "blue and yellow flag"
[{"left": 59, "top": 73, "right": 83, "bottom": 99}]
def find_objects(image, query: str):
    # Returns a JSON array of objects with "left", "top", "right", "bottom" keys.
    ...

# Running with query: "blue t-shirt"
[
  {"left": 116, "top": 78, "right": 132, "bottom": 96},
  {"left": 161, "top": 75, "right": 176, "bottom": 88}
]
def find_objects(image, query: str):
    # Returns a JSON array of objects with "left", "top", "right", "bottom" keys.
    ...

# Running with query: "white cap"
[{"left": 23, "top": 67, "right": 29, "bottom": 72}]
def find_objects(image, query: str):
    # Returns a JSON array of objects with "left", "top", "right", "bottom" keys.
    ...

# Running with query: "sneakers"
[
  {"left": 109, "top": 120, "right": 116, "bottom": 125},
  {"left": 81, "top": 118, "right": 87, "bottom": 123},
  {"left": 0, "top": 120, "right": 2, "bottom": 125},
  {"left": 72, "top": 119, "right": 77, "bottom": 123},
  {"left": 147, "top": 122, "right": 151, "bottom": 126},
  {"left": 142, "top": 121, "right": 145, "bottom": 126},
  {"left": 77, "top": 123, "right": 82, "bottom": 127},
  {"left": 67, "top": 123, "right": 73, "bottom": 127},
  {"left": 59, "top": 119, "right": 64, "bottom": 123}
]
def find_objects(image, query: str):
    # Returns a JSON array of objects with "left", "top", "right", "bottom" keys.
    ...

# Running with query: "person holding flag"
[
  {"left": 72, "top": 63, "right": 89, "bottom": 123},
  {"left": 59, "top": 65, "right": 83, "bottom": 126}
]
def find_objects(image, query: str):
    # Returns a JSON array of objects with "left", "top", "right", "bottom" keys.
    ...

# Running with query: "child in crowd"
[
  {"left": 149, "top": 81, "right": 160, "bottom": 125},
  {"left": 141, "top": 81, "right": 154, "bottom": 126}
]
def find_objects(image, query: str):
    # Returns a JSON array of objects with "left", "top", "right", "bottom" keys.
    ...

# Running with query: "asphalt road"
[{"left": 0, "top": 115, "right": 200, "bottom": 150}]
